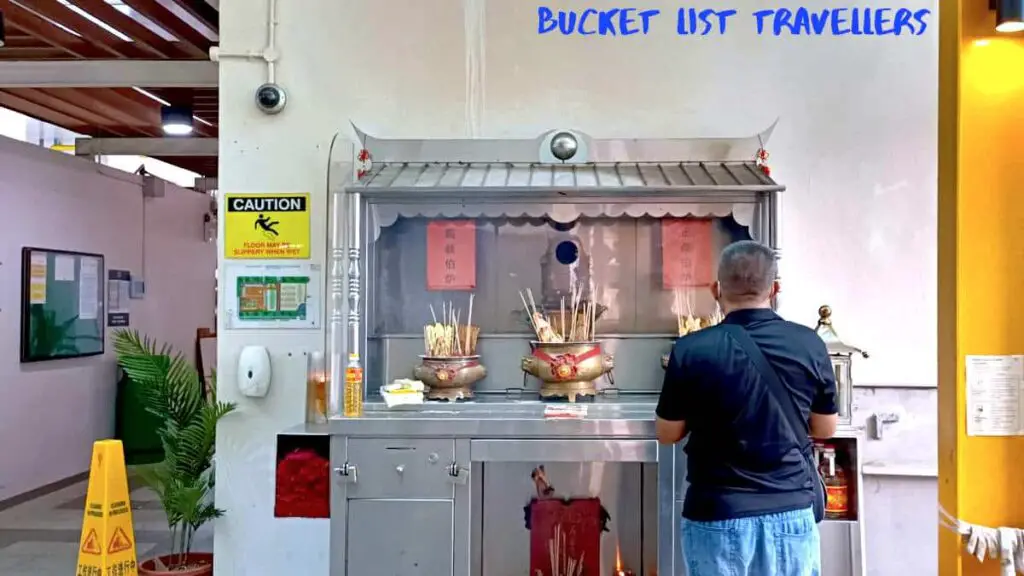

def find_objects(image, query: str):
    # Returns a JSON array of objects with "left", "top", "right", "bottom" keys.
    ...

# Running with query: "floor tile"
[{"left": 0, "top": 540, "right": 157, "bottom": 576}]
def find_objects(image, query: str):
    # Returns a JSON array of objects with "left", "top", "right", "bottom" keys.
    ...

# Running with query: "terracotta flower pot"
[{"left": 138, "top": 552, "right": 213, "bottom": 576}]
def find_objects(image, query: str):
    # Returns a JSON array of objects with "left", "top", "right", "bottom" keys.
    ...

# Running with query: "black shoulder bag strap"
[{"left": 720, "top": 323, "right": 827, "bottom": 523}]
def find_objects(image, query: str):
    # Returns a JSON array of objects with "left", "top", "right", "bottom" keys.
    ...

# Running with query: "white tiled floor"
[{"left": 0, "top": 474, "right": 213, "bottom": 574}]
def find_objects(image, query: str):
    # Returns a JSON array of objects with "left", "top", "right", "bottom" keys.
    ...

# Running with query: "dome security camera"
[{"left": 254, "top": 83, "right": 287, "bottom": 115}]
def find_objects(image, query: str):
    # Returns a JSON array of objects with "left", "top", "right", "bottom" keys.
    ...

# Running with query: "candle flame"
[{"left": 615, "top": 542, "right": 622, "bottom": 571}]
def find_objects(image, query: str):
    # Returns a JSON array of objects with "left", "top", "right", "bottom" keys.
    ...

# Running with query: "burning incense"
[
  {"left": 547, "top": 524, "right": 584, "bottom": 576},
  {"left": 423, "top": 297, "right": 478, "bottom": 357},
  {"left": 520, "top": 281, "right": 602, "bottom": 344},
  {"left": 672, "top": 289, "right": 726, "bottom": 337}
]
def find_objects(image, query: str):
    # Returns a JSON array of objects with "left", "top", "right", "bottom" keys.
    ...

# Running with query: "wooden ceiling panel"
[
  {"left": 0, "top": 89, "right": 91, "bottom": 132},
  {"left": 5, "top": 87, "right": 134, "bottom": 135},
  {"left": 167, "top": 0, "right": 218, "bottom": 32},
  {"left": 47, "top": 88, "right": 155, "bottom": 131},
  {"left": 68, "top": 0, "right": 193, "bottom": 59},
  {"left": 0, "top": 0, "right": 110, "bottom": 58},
  {"left": 119, "top": 0, "right": 212, "bottom": 57},
  {"left": 14, "top": 2, "right": 150, "bottom": 59},
  {"left": 0, "top": 0, "right": 220, "bottom": 176}
]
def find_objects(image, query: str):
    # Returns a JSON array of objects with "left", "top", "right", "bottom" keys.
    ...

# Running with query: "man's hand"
[
  {"left": 809, "top": 412, "right": 838, "bottom": 439},
  {"left": 656, "top": 417, "right": 687, "bottom": 445}
]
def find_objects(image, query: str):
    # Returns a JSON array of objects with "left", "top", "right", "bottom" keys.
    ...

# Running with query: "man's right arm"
[
  {"left": 655, "top": 345, "right": 690, "bottom": 445},
  {"left": 808, "top": 337, "right": 839, "bottom": 440}
]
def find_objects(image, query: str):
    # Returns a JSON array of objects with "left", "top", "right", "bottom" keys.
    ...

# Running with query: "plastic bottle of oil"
[
  {"left": 343, "top": 353, "right": 364, "bottom": 418},
  {"left": 820, "top": 445, "right": 849, "bottom": 520}
]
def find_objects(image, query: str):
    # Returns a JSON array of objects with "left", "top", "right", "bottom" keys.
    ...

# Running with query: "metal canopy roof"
[{"left": 355, "top": 160, "right": 781, "bottom": 194}]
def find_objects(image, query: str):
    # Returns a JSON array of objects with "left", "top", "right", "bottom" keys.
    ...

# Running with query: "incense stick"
[{"left": 465, "top": 294, "right": 474, "bottom": 355}]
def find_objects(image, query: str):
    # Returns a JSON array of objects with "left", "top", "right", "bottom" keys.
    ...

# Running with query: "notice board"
[{"left": 20, "top": 247, "right": 105, "bottom": 363}]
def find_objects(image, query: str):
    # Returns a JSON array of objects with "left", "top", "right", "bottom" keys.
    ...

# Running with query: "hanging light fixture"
[
  {"left": 995, "top": 0, "right": 1024, "bottom": 33},
  {"left": 160, "top": 105, "right": 194, "bottom": 136},
  {"left": 0, "top": 11, "right": 6, "bottom": 48}
]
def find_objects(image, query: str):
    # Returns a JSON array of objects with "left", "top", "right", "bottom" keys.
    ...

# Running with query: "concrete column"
[{"left": 938, "top": 1, "right": 1024, "bottom": 574}]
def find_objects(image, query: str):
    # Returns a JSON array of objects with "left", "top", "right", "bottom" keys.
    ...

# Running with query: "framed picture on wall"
[{"left": 20, "top": 247, "right": 106, "bottom": 363}]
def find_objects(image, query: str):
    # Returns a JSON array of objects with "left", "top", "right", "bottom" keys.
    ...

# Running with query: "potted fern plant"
[{"left": 113, "top": 330, "right": 236, "bottom": 576}]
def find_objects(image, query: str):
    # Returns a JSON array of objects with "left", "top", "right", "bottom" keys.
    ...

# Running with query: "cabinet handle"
[
  {"left": 447, "top": 463, "right": 469, "bottom": 485},
  {"left": 334, "top": 463, "right": 358, "bottom": 484}
]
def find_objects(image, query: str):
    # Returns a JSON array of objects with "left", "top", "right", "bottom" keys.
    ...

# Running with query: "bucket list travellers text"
[{"left": 537, "top": 6, "right": 933, "bottom": 37}]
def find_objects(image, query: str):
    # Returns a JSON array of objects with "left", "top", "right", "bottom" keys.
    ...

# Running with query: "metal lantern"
[{"left": 815, "top": 305, "right": 867, "bottom": 425}]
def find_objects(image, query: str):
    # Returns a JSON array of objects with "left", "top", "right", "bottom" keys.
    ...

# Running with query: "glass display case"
[{"left": 363, "top": 212, "right": 756, "bottom": 400}]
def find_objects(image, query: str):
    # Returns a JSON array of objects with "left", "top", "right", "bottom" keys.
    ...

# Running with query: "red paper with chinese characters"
[
  {"left": 426, "top": 220, "right": 477, "bottom": 291},
  {"left": 661, "top": 218, "right": 713, "bottom": 288},
  {"left": 529, "top": 498, "right": 602, "bottom": 576}
]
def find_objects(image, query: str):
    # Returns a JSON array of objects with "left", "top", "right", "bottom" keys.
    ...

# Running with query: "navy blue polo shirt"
[{"left": 656, "top": 308, "right": 838, "bottom": 521}]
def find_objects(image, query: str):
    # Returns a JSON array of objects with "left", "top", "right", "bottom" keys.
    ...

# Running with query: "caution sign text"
[
  {"left": 224, "top": 193, "right": 311, "bottom": 259},
  {"left": 76, "top": 440, "right": 139, "bottom": 576}
]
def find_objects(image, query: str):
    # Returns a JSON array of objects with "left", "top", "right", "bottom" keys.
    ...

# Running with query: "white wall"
[
  {"left": 0, "top": 135, "right": 216, "bottom": 501},
  {"left": 216, "top": 0, "right": 938, "bottom": 573}
]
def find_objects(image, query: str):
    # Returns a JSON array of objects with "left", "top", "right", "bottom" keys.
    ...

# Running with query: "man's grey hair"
[{"left": 717, "top": 241, "right": 778, "bottom": 301}]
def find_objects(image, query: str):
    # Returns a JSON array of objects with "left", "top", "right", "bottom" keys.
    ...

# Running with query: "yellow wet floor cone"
[{"left": 76, "top": 440, "right": 138, "bottom": 575}]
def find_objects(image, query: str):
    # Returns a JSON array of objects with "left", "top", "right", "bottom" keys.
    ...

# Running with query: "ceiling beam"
[
  {"left": 0, "top": 61, "right": 218, "bottom": 88},
  {"left": 75, "top": 137, "right": 218, "bottom": 157}
]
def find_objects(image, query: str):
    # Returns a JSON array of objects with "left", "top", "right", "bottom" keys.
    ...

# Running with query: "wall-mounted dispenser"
[{"left": 238, "top": 345, "right": 272, "bottom": 397}]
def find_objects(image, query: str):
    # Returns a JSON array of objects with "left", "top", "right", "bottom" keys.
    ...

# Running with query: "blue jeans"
[{"left": 681, "top": 507, "right": 821, "bottom": 576}]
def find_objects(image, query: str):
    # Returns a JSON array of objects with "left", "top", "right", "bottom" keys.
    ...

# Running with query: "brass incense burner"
[
  {"left": 413, "top": 355, "right": 487, "bottom": 401},
  {"left": 521, "top": 341, "right": 614, "bottom": 402}
]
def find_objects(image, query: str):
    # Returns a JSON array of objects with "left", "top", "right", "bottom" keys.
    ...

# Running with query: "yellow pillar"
[{"left": 939, "top": 0, "right": 1024, "bottom": 574}]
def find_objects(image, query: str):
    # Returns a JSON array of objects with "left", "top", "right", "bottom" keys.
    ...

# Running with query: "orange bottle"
[{"left": 820, "top": 445, "right": 849, "bottom": 520}]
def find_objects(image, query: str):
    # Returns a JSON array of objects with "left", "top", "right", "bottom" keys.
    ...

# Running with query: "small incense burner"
[{"left": 413, "top": 356, "right": 487, "bottom": 401}]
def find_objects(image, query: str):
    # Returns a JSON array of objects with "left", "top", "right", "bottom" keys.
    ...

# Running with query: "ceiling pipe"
[{"left": 209, "top": 0, "right": 278, "bottom": 84}]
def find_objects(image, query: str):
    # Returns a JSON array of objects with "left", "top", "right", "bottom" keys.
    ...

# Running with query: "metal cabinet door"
[
  {"left": 346, "top": 438, "right": 455, "bottom": 499},
  {"left": 347, "top": 499, "right": 454, "bottom": 576},
  {"left": 819, "top": 522, "right": 857, "bottom": 576}
]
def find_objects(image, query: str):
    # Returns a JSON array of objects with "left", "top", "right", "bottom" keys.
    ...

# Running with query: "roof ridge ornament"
[{"left": 815, "top": 305, "right": 868, "bottom": 358}]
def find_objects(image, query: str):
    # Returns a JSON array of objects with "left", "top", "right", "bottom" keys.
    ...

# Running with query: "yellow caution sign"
[
  {"left": 224, "top": 193, "right": 311, "bottom": 259},
  {"left": 76, "top": 440, "right": 138, "bottom": 576}
]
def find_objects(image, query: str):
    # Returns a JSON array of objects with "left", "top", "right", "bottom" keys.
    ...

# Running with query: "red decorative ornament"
[
  {"left": 755, "top": 148, "right": 771, "bottom": 177},
  {"left": 356, "top": 148, "right": 373, "bottom": 180},
  {"left": 531, "top": 348, "right": 601, "bottom": 382},
  {"left": 274, "top": 448, "right": 330, "bottom": 519}
]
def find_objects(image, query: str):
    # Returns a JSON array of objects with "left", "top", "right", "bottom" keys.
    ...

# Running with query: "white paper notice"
[
  {"left": 54, "top": 255, "right": 76, "bottom": 282},
  {"left": 966, "top": 355, "right": 1024, "bottom": 436},
  {"left": 78, "top": 257, "right": 99, "bottom": 320}
]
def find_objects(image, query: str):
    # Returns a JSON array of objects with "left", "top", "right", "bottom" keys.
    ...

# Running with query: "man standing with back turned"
[{"left": 656, "top": 240, "right": 838, "bottom": 576}]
